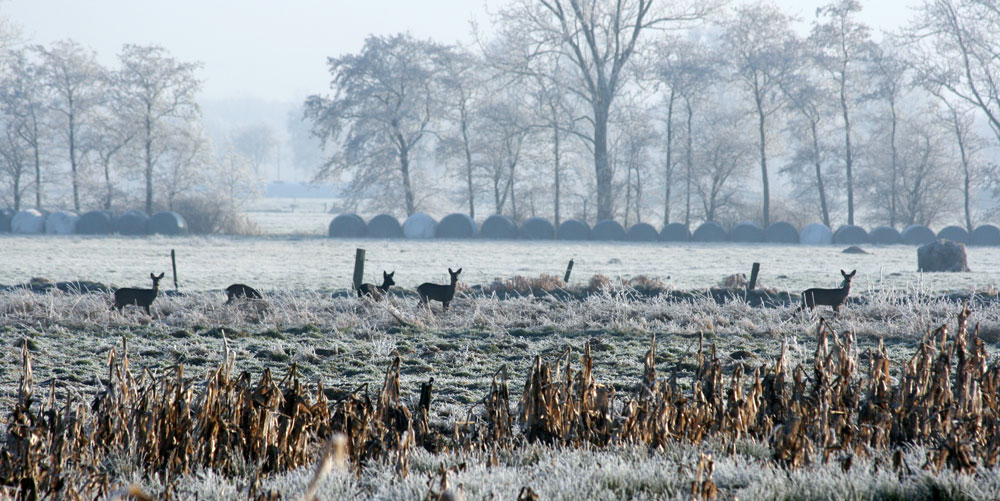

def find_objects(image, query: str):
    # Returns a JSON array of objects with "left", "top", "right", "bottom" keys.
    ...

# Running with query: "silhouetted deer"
[
  {"left": 113, "top": 272, "right": 164, "bottom": 315},
  {"left": 357, "top": 271, "right": 395, "bottom": 301},
  {"left": 417, "top": 268, "right": 461, "bottom": 311},
  {"left": 799, "top": 269, "right": 856, "bottom": 313},
  {"left": 225, "top": 283, "right": 262, "bottom": 305}
]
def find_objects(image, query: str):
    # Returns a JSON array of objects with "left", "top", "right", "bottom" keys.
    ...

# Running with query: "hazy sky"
[{"left": 5, "top": 0, "right": 919, "bottom": 102}]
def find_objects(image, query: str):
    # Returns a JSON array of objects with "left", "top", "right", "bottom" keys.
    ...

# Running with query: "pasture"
[{"left": 1, "top": 236, "right": 1000, "bottom": 499}]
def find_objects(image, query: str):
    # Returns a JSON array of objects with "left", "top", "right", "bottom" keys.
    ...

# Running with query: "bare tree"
[
  {"left": 722, "top": 2, "right": 799, "bottom": 227},
  {"left": 0, "top": 119, "right": 30, "bottom": 209},
  {"left": 231, "top": 123, "right": 277, "bottom": 175},
  {"left": 0, "top": 49, "right": 50, "bottom": 209},
  {"left": 305, "top": 34, "right": 450, "bottom": 216},
  {"left": 91, "top": 67, "right": 136, "bottom": 210},
  {"left": 865, "top": 41, "right": 908, "bottom": 227},
  {"left": 437, "top": 48, "right": 485, "bottom": 219},
  {"left": 478, "top": 87, "right": 533, "bottom": 219},
  {"left": 896, "top": 114, "right": 953, "bottom": 226},
  {"left": 116, "top": 44, "right": 202, "bottom": 215},
  {"left": 810, "top": 0, "right": 873, "bottom": 226},
  {"left": 692, "top": 106, "right": 755, "bottom": 222},
  {"left": 496, "top": 0, "right": 716, "bottom": 222},
  {"left": 37, "top": 40, "right": 104, "bottom": 211},
  {"left": 158, "top": 123, "right": 212, "bottom": 210}
]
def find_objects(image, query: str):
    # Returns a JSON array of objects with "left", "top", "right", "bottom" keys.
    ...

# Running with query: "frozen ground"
[{"left": 0, "top": 233, "right": 998, "bottom": 295}]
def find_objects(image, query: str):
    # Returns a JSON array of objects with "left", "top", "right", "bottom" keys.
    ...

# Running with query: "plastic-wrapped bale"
[
  {"left": 146, "top": 211, "right": 188, "bottom": 236},
  {"left": 936, "top": 225, "right": 970, "bottom": 244},
  {"left": 114, "top": 210, "right": 149, "bottom": 235},
  {"left": 367, "top": 214, "right": 402, "bottom": 238},
  {"left": 591, "top": 219, "right": 626, "bottom": 240},
  {"left": 901, "top": 224, "right": 935, "bottom": 245},
  {"left": 918, "top": 240, "right": 969, "bottom": 272},
  {"left": 479, "top": 214, "right": 517, "bottom": 239},
  {"left": 729, "top": 221, "right": 764, "bottom": 243},
  {"left": 869, "top": 226, "right": 901, "bottom": 245},
  {"left": 800, "top": 222, "right": 833, "bottom": 245},
  {"left": 833, "top": 225, "right": 869, "bottom": 245},
  {"left": 0, "top": 208, "right": 14, "bottom": 232},
  {"left": 692, "top": 221, "right": 726, "bottom": 242},
  {"left": 557, "top": 219, "right": 591, "bottom": 240},
  {"left": 435, "top": 213, "right": 477, "bottom": 238},
  {"left": 11, "top": 209, "right": 45, "bottom": 234},
  {"left": 660, "top": 222, "right": 690, "bottom": 242},
  {"left": 627, "top": 222, "right": 658, "bottom": 242},
  {"left": 519, "top": 217, "right": 555, "bottom": 240},
  {"left": 403, "top": 212, "right": 437, "bottom": 239},
  {"left": 765, "top": 222, "right": 799, "bottom": 243},
  {"left": 44, "top": 210, "right": 79, "bottom": 235},
  {"left": 76, "top": 210, "right": 113, "bottom": 235},
  {"left": 971, "top": 224, "right": 1000, "bottom": 246},
  {"left": 328, "top": 213, "right": 367, "bottom": 238}
]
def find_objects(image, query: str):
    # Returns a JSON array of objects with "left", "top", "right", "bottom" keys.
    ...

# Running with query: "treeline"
[
  {"left": 305, "top": 0, "right": 1000, "bottom": 232},
  {"left": 0, "top": 35, "right": 260, "bottom": 233}
]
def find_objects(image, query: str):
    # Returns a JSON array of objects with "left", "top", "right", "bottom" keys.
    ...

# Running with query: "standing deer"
[
  {"left": 799, "top": 269, "right": 856, "bottom": 313},
  {"left": 225, "top": 283, "right": 263, "bottom": 304},
  {"left": 113, "top": 272, "right": 164, "bottom": 315},
  {"left": 357, "top": 271, "right": 395, "bottom": 301},
  {"left": 417, "top": 268, "right": 461, "bottom": 311}
]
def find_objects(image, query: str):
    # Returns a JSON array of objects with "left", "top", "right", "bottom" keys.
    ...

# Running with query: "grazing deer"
[
  {"left": 417, "top": 268, "right": 461, "bottom": 311},
  {"left": 113, "top": 272, "right": 164, "bottom": 315},
  {"left": 357, "top": 271, "right": 395, "bottom": 301},
  {"left": 799, "top": 269, "right": 856, "bottom": 313},
  {"left": 225, "top": 283, "right": 262, "bottom": 304}
]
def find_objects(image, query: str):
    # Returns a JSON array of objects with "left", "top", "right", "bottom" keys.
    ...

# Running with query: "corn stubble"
[{"left": 1, "top": 303, "right": 997, "bottom": 498}]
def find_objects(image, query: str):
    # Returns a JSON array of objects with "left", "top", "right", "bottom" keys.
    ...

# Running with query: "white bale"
[
  {"left": 800, "top": 222, "right": 833, "bottom": 245},
  {"left": 11, "top": 209, "right": 45, "bottom": 234},
  {"left": 45, "top": 210, "right": 79, "bottom": 235},
  {"left": 402, "top": 212, "right": 437, "bottom": 239}
]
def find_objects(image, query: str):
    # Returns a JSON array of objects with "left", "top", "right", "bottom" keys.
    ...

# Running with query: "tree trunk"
[
  {"left": 33, "top": 140, "right": 41, "bottom": 210},
  {"left": 664, "top": 89, "right": 676, "bottom": 226},
  {"left": 144, "top": 109, "right": 154, "bottom": 215},
  {"left": 594, "top": 102, "right": 613, "bottom": 221},
  {"left": 13, "top": 172, "right": 20, "bottom": 210},
  {"left": 810, "top": 120, "right": 830, "bottom": 227},
  {"left": 684, "top": 100, "right": 693, "bottom": 227},
  {"left": 69, "top": 109, "right": 80, "bottom": 212},
  {"left": 839, "top": 70, "right": 855, "bottom": 226},
  {"left": 756, "top": 96, "right": 770, "bottom": 227},
  {"left": 104, "top": 158, "right": 113, "bottom": 210},
  {"left": 461, "top": 103, "right": 475, "bottom": 219},
  {"left": 553, "top": 120, "right": 561, "bottom": 228},
  {"left": 399, "top": 145, "right": 415, "bottom": 216},
  {"left": 889, "top": 98, "right": 899, "bottom": 228},
  {"left": 624, "top": 161, "right": 633, "bottom": 227},
  {"left": 951, "top": 107, "right": 974, "bottom": 232}
]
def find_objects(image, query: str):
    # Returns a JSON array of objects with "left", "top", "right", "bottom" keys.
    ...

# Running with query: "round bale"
[
  {"left": 147, "top": 211, "right": 188, "bottom": 236},
  {"left": 833, "top": 225, "right": 869, "bottom": 245},
  {"left": 660, "top": 222, "right": 691, "bottom": 242},
  {"left": 901, "top": 224, "right": 935, "bottom": 246},
  {"left": 402, "top": 212, "right": 437, "bottom": 239},
  {"left": 367, "top": 214, "right": 402, "bottom": 238},
  {"left": 591, "top": 219, "right": 626, "bottom": 241},
  {"left": 114, "top": 210, "right": 149, "bottom": 235},
  {"left": 692, "top": 221, "right": 727, "bottom": 242},
  {"left": 0, "top": 208, "right": 14, "bottom": 232},
  {"left": 480, "top": 214, "right": 518, "bottom": 239},
  {"left": 936, "top": 225, "right": 970, "bottom": 244},
  {"left": 729, "top": 221, "right": 764, "bottom": 243},
  {"left": 76, "top": 210, "right": 113, "bottom": 235},
  {"left": 436, "top": 213, "right": 477, "bottom": 238},
  {"left": 800, "top": 223, "right": 833, "bottom": 245},
  {"left": 520, "top": 217, "right": 555, "bottom": 240},
  {"left": 971, "top": 224, "right": 1000, "bottom": 246},
  {"left": 869, "top": 226, "right": 902, "bottom": 245},
  {"left": 44, "top": 210, "right": 78, "bottom": 235},
  {"left": 764, "top": 221, "right": 799, "bottom": 243},
  {"left": 557, "top": 219, "right": 591, "bottom": 240},
  {"left": 627, "top": 222, "right": 659, "bottom": 242},
  {"left": 11, "top": 209, "right": 45, "bottom": 234},
  {"left": 328, "top": 213, "right": 367, "bottom": 238}
]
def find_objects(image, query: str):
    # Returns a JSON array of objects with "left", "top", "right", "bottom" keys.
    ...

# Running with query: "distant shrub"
[
  {"left": 483, "top": 274, "right": 566, "bottom": 296},
  {"left": 173, "top": 196, "right": 260, "bottom": 235}
]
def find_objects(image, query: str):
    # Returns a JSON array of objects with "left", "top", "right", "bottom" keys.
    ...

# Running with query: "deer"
[
  {"left": 357, "top": 271, "right": 395, "bottom": 301},
  {"left": 417, "top": 268, "right": 461, "bottom": 312},
  {"left": 112, "top": 272, "right": 164, "bottom": 315},
  {"left": 225, "top": 283, "right": 263, "bottom": 305},
  {"left": 799, "top": 269, "right": 856, "bottom": 314}
]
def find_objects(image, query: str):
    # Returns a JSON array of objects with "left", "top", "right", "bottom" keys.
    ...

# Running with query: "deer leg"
[{"left": 443, "top": 301, "right": 449, "bottom": 311}]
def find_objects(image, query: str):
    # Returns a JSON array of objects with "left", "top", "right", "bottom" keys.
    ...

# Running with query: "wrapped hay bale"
[
  {"left": 833, "top": 225, "right": 869, "bottom": 245},
  {"left": 114, "top": 210, "right": 149, "bottom": 235},
  {"left": 971, "top": 224, "right": 1000, "bottom": 246},
  {"left": 765, "top": 221, "right": 799, "bottom": 243},
  {"left": 480, "top": 214, "right": 517, "bottom": 239},
  {"left": 44, "top": 210, "right": 78, "bottom": 235},
  {"left": 729, "top": 221, "right": 764, "bottom": 243},
  {"left": 936, "top": 225, "right": 970, "bottom": 244},
  {"left": 627, "top": 222, "right": 658, "bottom": 242},
  {"left": 146, "top": 211, "right": 188, "bottom": 236},
  {"left": 520, "top": 217, "right": 555, "bottom": 240},
  {"left": 557, "top": 219, "right": 590, "bottom": 240},
  {"left": 367, "top": 214, "right": 402, "bottom": 238},
  {"left": 660, "top": 222, "right": 690, "bottom": 242},
  {"left": 435, "top": 213, "right": 477, "bottom": 238},
  {"left": 11, "top": 209, "right": 45, "bottom": 234},
  {"left": 328, "top": 213, "right": 367, "bottom": 238},
  {"left": 0, "top": 208, "right": 15, "bottom": 232},
  {"left": 76, "top": 210, "right": 113, "bottom": 235},
  {"left": 902, "top": 224, "right": 935, "bottom": 246},
  {"left": 800, "top": 222, "right": 833, "bottom": 245},
  {"left": 692, "top": 221, "right": 726, "bottom": 242},
  {"left": 869, "top": 226, "right": 901, "bottom": 245},
  {"left": 403, "top": 212, "right": 436, "bottom": 239},
  {"left": 591, "top": 219, "right": 626, "bottom": 241}
]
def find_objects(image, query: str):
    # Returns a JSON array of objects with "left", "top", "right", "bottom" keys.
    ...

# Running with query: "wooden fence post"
[
  {"left": 353, "top": 248, "right": 366, "bottom": 290},
  {"left": 170, "top": 249, "right": 178, "bottom": 292},
  {"left": 564, "top": 259, "right": 575, "bottom": 283},
  {"left": 748, "top": 262, "right": 760, "bottom": 291}
]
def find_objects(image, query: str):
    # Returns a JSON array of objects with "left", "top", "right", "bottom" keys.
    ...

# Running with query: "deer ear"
[
  {"left": 841, "top": 269, "right": 847, "bottom": 276},
  {"left": 850, "top": 270, "right": 856, "bottom": 277},
  {"left": 388, "top": 271, "right": 394, "bottom": 277},
  {"left": 157, "top": 272, "right": 165, "bottom": 279},
  {"left": 456, "top": 268, "right": 462, "bottom": 274},
  {"left": 448, "top": 268, "right": 454, "bottom": 274},
  {"left": 151, "top": 273, "right": 155, "bottom": 279}
]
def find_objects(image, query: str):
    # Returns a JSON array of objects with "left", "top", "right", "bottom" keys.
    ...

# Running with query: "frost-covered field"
[{"left": 1, "top": 233, "right": 999, "bottom": 294}]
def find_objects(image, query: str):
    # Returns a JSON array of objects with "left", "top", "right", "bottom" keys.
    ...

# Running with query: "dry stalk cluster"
[{"left": 0, "top": 304, "right": 997, "bottom": 499}]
